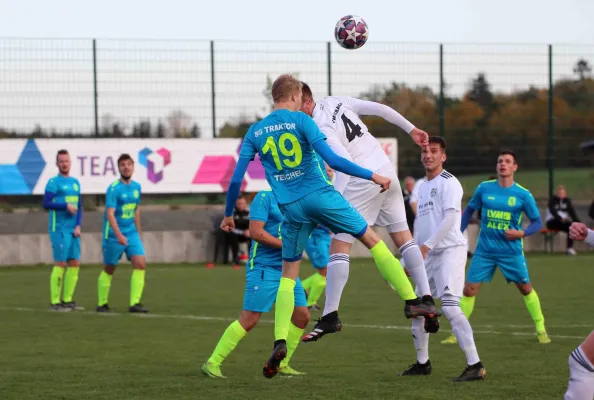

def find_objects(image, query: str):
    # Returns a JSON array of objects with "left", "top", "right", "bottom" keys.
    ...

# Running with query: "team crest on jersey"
[
  {"left": 134, "top": 190, "right": 139, "bottom": 199},
  {"left": 508, "top": 196, "right": 516, "bottom": 206},
  {"left": 430, "top": 188, "right": 437, "bottom": 198},
  {"left": 73, "top": 183, "right": 79, "bottom": 191}
]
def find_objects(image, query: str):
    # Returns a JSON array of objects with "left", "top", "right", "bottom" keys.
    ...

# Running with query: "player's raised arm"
[
  {"left": 346, "top": 97, "right": 429, "bottom": 147},
  {"left": 249, "top": 192, "right": 282, "bottom": 249},
  {"left": 222, "top": 135, "right": 257, "bottom": 231},
  {"left": 300, "top": 114, "right": 391, "bottom": 192}
]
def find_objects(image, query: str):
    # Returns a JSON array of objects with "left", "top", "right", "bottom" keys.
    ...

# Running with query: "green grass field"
[{"left": 1, "top": 254, "right": 592, "bottom": 399}]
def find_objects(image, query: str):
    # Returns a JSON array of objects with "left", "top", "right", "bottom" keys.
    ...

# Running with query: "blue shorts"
[
  {"left": 305, "top": 230, "right": 331, "bottom": 269},
  {"left": 466, "top": 253, "right": 530, "bottom": 284},
  {"left": 279, "top": 187, "right": 367, "bottom": 262},
  {"left": 50, "top": 231, "right": 80, "bottom": 262},
  {"left": 102, "top": 232, "right": 145, "bottom": 266},
  {"left": 243, "top": 268, "right": 307, "bottom": 313}
]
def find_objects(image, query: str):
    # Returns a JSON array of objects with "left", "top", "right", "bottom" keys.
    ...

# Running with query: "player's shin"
[
  {"left": 412, "top": 316, "right": 429, "bottom": 364},
  {"left": 370, "top": 241, "right": 416, "bottom": 301},
  {"left": 207, "top": 320, "right": 248, "bottom": 366},
  {"left": 442, "top": 296, "right": 480, "bottom": 366},
  {"left": 97, "top": 270, "right": 113, "bottom": 306},
  {"left": 281, "top": 323, "right": 306, "bottom": 368},
  {"left": 399, "top": 240, "right": 431, "bottom": 296},
  {"left": 460, "top": 295, "right": 475, "bottom": 319},
  {"left": 274, "top": 278, "right": 296, "bottom": 341},
  {"left": 323, "top": 254, "right": 349, "bottom": 315},
  {"left": 130, "top": 269, "right": 145, "bottom": 306},
  {"left": 62, "top": 266, "right": 80, "bottom": 303},
  {"left": 523, "top": 289, "right": 546, "bottom": 333},
  {"left": 50, "top": 266, "right": 65, "bottom": 305}
]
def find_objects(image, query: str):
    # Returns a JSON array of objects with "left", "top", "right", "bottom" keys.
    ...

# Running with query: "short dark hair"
[
  {"left": 428, "top": 136, "right": 446, "bottom": 151},
  {"left": 499, "top": 149, "right": 517, "bottom": 164},
  {"left": 301, "top": 81, "right": 313, "bottom": 101},
  {"left": 117, "top": 153, "right": 134, "bottom": 165},
  {"left": 56, "top": 149, "right": 69, "bottom": 162}
]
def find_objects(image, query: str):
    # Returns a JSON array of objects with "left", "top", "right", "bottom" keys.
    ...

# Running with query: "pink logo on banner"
[
  {"left": 236, "top": 141, "right": 266, "bottom": 179},
  {"left": 192, "top": 156, "right": 247, "bottom": 191}
]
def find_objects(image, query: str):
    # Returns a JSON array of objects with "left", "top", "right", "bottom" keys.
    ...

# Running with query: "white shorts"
[
  {"left": 333, "top": 162, "right": 408, "bottom": 244},
  {"left": 415, "top": 245, "right": 467, "bottom": 299}
]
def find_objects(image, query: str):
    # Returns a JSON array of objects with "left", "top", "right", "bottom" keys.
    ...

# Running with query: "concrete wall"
[{"left": 0, "top": 204, "right": 592, "bottom": 266}]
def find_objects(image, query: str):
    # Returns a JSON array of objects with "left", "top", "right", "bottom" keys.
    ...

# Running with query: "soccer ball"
[{"left": 334, "top": 15, "right": 369, "bottom": 50}]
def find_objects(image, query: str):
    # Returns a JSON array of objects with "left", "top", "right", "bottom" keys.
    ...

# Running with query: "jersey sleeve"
[
  {"left": 523, "top": 191, "right": 540, "bottom": 220},
  {"left": 249, "top": 191, "right": 271, "bottom": 223},
  {"left": 299, "top": 113, "right": 327, "bottom": 146},
  {"left": 45, "top": 178, "right": 57, "bottom": 194},
  {"left": 441, "top": 178, "right": 463, "bottom": 212},
  {"left": 105, "top": 185, "right": 118, "bottom": 209},
  {"left": 467, "top": 183, "right": 483, "bottom": 210},
  {"left": 238, "top": 130, "right": 257, "bottom": 161}
]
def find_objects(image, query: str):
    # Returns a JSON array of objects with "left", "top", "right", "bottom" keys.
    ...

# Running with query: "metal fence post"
[
  {"left": 327, "top": 42, "right": 332, "bottom": 96},
  {"left": 92, "top": 39, "right": 99, "bottom": 137},
  {"left": 547, "top": 44, "right": 554, "bottom": 198},
  {"left": 439, "top": 43, "right": 445, "bottom": 138},
  {"left": 210, "top": 40, "right": 216, "bottom": 138}
]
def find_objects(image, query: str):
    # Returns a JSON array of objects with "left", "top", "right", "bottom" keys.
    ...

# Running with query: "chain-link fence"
[{"left": 1, "top": 38, "right": 593, "bottom": 201}]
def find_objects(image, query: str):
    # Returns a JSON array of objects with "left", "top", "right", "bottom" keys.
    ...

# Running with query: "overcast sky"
[{"left": 1, "top": 0, "right": 593, "bottom": 137}]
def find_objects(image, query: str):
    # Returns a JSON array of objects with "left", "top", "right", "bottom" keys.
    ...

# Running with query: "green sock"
[
  {"left": 207, "top": 320, "right": 248, "bottom": 366},
  {"left": 274, "top": 278, "right": 296, "bottom": 341},
  {"left": 98, "top": 271, "right": 113, "bottom": 306},
  {"left": 306, "top": 273, "right": 326, "bottom": 307},
  {"left": 130, "top": 269, "right": 146, "bottom": 306},
  {"left": 50, "top": 266, "right": 65, "bottom": 305},
  {"left": 281, "top": 323, "right": 305, "bottom": 368},
  {"left": 370, "top": 241, "right": 416, "bottom": 301},
  {"left": 460, "top": 296, "right": 475, "bottom": 319},
  {"left": 62, "top": 267, "right": 80, "bottom": 303},
  {"left": 523, "top": 290, "right": 546, "bottom": 332},
  {"left": 301, "top": 274, "right": 314, "bottom": 292}
]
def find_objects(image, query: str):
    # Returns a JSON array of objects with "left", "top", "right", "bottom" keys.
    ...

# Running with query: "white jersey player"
[
  {"left": 398, "top": 136, "right": 486, "bottom": 381},
  {"left": 299, "top": 83, "right": 439, "bottom": 343},
  {"left": 563, "top": 223, "right": 594, "bottom": 399}
]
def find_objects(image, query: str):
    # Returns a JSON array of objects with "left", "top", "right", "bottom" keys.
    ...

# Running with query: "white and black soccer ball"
[{"left": 334, "top": 15, "right": 369, "bottom": 50}]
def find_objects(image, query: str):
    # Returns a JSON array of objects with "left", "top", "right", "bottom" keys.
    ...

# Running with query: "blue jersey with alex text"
[
  {"left": 45, "top": 175, "right": 81, "bottom": 233},
  {"left": 468, "top": 180, "right": 540, "bottom": 256},
  {"left": 239, "top": 109, "right": 332, "bottom": 205},
  {"left": 102, "top": 180, "right": 142, "bottom": 239},
  {"left": 248, "top": 190, "right": 283, "bottom": 270}
]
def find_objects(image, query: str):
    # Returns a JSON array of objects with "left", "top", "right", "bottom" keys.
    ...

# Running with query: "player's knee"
[
  {"left": 103, "top": 265, "right": 116, "bottom": 275},
  {"left": 330, "top": 238, "right": 352, "bottom": 254},
  {"left": 132, "top": 257, "right": 146, "bottom": 270},
  {"left": 291, "top": 307, "right": 310, "bottom": 329},
  {"left": 238, "top": 311, "right": 260, "bottom": 332},
  {"left": 442, "top": 305, "right": 464, "bottom": 322},
  {"left": 67, "top": 260, "right": 79, "bottom": 267},
  {"left": 54, "top": 262, "right": 66, "bottom": 267},
  {"left": 318, "top": 267, "right": 328, "bottom": 277},
  {"left": 463, "top": 285, "right": 479, "bottom": 297},
  {"left": 517, "top": 283, "right": 532, "bottom": 296}
]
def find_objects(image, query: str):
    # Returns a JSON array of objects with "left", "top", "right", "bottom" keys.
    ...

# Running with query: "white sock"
[
  {"left": 411, "top": 316, "right": 429, "bottom": 364},
  {"left": 322, "top": 254, "right": 350, "bottom": 317},
  {"left": 442, "top": 294, "right": 481, "bottom": 366},
  {"left": 565, "top": 346, "right": 594, "bottom": 400},
  {"left": 400, "top": 240, "right": 431, "bottom": 296}
]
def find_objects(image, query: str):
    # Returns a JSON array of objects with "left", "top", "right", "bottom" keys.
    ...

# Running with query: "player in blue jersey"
[
  {"left": 441, "top": 150, "right": 551, "bottom": 345},
  {"left": 302, "top": 163, "right": 333, "bottom": 310},
  {"left": 220, "top": 74, "right": 440, "bottom": 379},
  {"left": 43, "top": 149, "right": 83, "bottom": 312},
  {"left": 202, "top": 189, "right": 310, "bottom": 379},
  {"left": 97, "top": 154, "right": 148, "bottom": 314}
]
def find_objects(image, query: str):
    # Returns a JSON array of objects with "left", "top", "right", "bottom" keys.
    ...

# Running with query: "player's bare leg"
[
  {"left": 442, "top": 282, "right": 481, "bottom": 344},
  {"left": 129, "top": 255, "right": 148, "bottom": 313},
  {"left": 264, "top": 260, "right": 301, "bottom": 378},
  {"left": 62, "top": 259, "right": 83, "bottom": 311},
  {"left": 565, "top": 330, "right": 594, "bottom": 399},
  {"left": 516, "top": 282, "right": 550, "bottom": 344}
]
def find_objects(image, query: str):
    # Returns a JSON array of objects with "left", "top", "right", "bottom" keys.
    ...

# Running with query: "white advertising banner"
[{"left": 0, "top": 138, "right": 398, "bottom": 195}]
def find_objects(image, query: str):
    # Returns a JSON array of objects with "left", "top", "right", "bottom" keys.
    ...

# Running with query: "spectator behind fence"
[
  {"left": 546, "top": 185, "right": 580, "bottom": 255},
  {"left": 402, "top": 176, "right": 416, "bottom": 234},
  {"left": 227, "top": 195, "right": 251, "bottom": 265}
]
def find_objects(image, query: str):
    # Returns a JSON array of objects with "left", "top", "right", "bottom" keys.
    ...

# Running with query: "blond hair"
[{"left": 271, "top": 74, "right": 302, "bottom": 102}]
